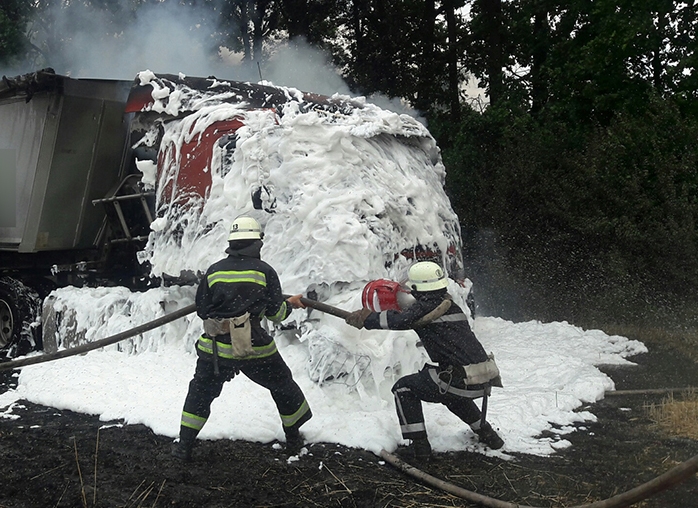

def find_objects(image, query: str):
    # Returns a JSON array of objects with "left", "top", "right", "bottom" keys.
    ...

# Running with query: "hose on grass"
[{"left": 379, "top": 449, "right": 698, "bottom": 508}]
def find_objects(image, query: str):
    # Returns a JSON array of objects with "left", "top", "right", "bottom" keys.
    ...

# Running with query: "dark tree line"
[{"left": 2, "top": 0, "right": 697, "bottom": 325}]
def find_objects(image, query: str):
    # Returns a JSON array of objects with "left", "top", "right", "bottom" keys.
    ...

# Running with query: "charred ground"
[{"left": 1, "top": 341, "right": 698, "bottom": 508}]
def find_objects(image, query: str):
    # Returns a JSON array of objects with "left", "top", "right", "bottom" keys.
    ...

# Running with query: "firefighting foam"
[{"left": 0, "top": 75, "right": 647, "bottom": 457}]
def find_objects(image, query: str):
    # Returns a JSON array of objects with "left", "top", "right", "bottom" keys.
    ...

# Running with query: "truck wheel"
[{"left": 0, "top": 277, "right": 42, "bottom": 357}]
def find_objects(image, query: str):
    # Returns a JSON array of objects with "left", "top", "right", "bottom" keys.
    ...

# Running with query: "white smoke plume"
[
  {"left": 2, "top": 1, "right": 420, "bottom": 117},
  {"left": 19, "top": 1, "right": 257, "bottom": 82}
]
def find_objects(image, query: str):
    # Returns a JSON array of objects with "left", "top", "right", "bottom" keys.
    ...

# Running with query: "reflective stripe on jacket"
[
  {"left": 363, "top": 292, "right": 488, "bottom": 367},
  {"left": 195, "top": 243, "right": 291, "bottom": 353},
  {"left": 196, "top": 335, "right": 278, "bottom": 360}
]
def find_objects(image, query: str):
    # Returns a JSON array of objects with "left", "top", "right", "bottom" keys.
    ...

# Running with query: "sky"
[{"left": 0, "top": 73, "right": 647, "bottom": 459}]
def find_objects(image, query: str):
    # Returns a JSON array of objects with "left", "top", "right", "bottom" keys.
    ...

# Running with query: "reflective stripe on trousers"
[
  {"left": 280, "top": 399, "right": 311, "bottom": 429},
  {"left": 394, "top": 387, "right": 427, "bottom": 435},
  {"left": 181, "top": 411, "right": 207, "bottom": 431}
]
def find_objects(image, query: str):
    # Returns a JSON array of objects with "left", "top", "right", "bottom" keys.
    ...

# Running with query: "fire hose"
[
  {"left": 294, "top": 296, "right": 698, "bottom": 508},
  {"left": 1, "top": 296, "right": 697, "bottom": 507},
  {"left": 291, "top": 295, "right": 351, "bottom": 319},
  {"left": 0, "top": 295, "right": 329, "bottom": 371},
  {"left": 0, "top": 303, "right": 197, "bottom": 371},
  {"left": 379, "top": 449, "right": 698, "bottom": 508}
]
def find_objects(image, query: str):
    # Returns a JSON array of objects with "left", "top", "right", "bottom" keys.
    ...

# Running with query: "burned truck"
[{"left": 0, "top": 68, "right": 466, "bottom": 357}]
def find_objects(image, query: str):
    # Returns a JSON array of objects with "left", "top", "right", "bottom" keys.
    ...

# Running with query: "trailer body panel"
[{"left": 0, "top": 75, "right": 132, "bottom": 254}]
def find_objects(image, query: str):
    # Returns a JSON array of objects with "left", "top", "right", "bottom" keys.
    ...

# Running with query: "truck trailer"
[
  {"left": 0, "top": 69, "right": 152, "bottom": 355},
  {"left": 0, "top": 68, "right": 465, "bottom": 358}
]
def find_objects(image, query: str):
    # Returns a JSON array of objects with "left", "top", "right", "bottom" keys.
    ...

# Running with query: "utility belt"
[
  {"left": 434, "top": 353, "right": 503, "bottom": 393},
  {"left": 203, "top": 314, "right": 257, "bottom": 358},
  {"left": 428, "top": 354, "right": 502, "bottom": 428}
]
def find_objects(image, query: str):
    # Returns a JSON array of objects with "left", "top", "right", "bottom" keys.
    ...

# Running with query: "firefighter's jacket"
[
  {"left": 363, "top": 290, "right": 488, "bottom": 369},
  {"left": 194, "top": 240, "right": 291, "bottom": 360}
]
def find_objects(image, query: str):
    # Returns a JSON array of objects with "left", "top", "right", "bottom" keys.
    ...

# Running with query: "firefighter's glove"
[{"left": 345, "top": 308, "right": 372, "bottom": 329}]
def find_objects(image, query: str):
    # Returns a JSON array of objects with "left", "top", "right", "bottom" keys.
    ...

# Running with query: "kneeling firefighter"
[
  {"left": 172, "top": 217, "right": 312, "bottom": 461},
  {"left": 345, "top": 261, "right": 504, "bottom": 462}
]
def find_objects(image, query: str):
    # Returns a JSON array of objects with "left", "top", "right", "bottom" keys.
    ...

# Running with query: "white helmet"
[
  {"left": 228, "top": 216, "right": 263, "bottom": 241},
  {"left": 408, "top": 261, "right": 448, "bottom": 292}
]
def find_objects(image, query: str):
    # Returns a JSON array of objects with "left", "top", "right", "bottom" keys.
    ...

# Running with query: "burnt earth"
[{"left": 1, "top": 341, "right": 698, "bottom": 508}]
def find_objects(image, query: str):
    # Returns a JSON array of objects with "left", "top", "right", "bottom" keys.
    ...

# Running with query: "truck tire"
[{"left": 0, "top": 277, "right": 42, "bottom": 357}]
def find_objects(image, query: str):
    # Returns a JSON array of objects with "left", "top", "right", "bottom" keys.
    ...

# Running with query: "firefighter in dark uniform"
[
  {"left": 345, "top": 261, "right": 503, "bottom": 462},
  {"left": 171, "top": 216, "right": 312, "bottom": 461}
]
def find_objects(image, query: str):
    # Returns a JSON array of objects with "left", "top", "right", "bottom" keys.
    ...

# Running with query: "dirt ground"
[{"left": 2, "top": 340, "right": 698, "bottom": 508}]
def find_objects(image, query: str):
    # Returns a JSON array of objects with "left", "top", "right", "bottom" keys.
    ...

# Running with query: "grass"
[
  {"left": 596, "top": 321, "right": 698, "bottom": 441},
  {"left": 585, "top": 318, "right": 698, "bottom": 441},
  {"left": 645, "top": 390, "right": 698, "bottom": 441},
  {"left": 592, "top": 323, "right": 698, "bottom": 364},
  {"left": 70, "top": 431, "right": 165, "bottom": 508}
]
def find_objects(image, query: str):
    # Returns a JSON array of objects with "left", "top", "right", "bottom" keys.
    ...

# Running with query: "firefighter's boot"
[
  {"left": 397, "top": 437, "right": 432, "bottom": 464},
  {"left": 412, "top": 437, "right": 432, "bottom": 463},
  {"left": 475, "top": 423, "right": 504, "bottom": 450},
  {"left": 171, "top": 426, "right": 198, "bottom": 461},
  {"left": 171, "top": 439, "right": 194, "bottom": 461},
  {"left": 285, "top": 428, "right": 304, "bottom": 455}
]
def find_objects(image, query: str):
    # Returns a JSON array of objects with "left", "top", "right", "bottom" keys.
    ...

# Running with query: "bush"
[{"left": 436, "top": 96, "right": 698, "bottom": 325}]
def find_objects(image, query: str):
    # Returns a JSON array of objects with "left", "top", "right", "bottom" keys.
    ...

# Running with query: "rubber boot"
[
  {"left": 397, "top": 437, "right": 432, "bottom": 464},
  {"left": 412, "top": 437, "right": 432, "bottom": 463},
  {"left": 171, "top": 426, "right": 198, "bottom": 461},
  {"left": 171, "top": 439, "right": 194, "bottom": 461},
  {"left": 475, "top": 423, "right": 504, "bottom": 450},
  {"left": 285, "top": 428, "right": 304, "bottom": 455}
]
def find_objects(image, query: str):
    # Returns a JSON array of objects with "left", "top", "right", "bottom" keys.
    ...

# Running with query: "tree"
[
  {"left": 337, "top": 0, "right": 424, "bottom": 98},
  {"left": 0, "top": 0, "right": 38, "bottom": 71},
  {"left": 443, "top": 0, "right": 465, "bottom": 120},
  {"left": 439, "top": 0, "right": 698, "bottom": 323},
  {"left": 278, "top": 0, "right": 338, "bottom": 45},
  {"left": 467, "top": 0, "right": 505, "bottom": 106},
  {"left": 330, "top": 0, "right": 469, "bottom": 117}
]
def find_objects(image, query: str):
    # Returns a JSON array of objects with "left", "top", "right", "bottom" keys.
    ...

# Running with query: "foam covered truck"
[{"left": 0, "top": 68, "right": 466, "bottom": 358}]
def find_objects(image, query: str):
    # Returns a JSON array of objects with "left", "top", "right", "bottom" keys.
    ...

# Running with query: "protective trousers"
[
  {"left": 391, "top": 364, "right": 484, "bottom": 440},
  {"left": 179, "top": 351, "right": 312, "bottom": 442}
]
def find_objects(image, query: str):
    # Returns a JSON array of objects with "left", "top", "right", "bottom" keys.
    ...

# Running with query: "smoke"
[
  {"left": 23, "top": 1, "right": 248, "bottom": 81},
  {"left": 261, "top": 39, "right": 352, "bottom": 97},
  {"left": 1, "top": 2, "right": 421, "bottom": 118},
  {"left": 262, "top": 39, "right": 421, "bottom": 119},
  {"left": 4, "top": 2, "right": 336, "bottom": 86}
]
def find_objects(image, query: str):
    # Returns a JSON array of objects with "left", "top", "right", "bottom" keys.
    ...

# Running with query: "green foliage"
[
  {"left": 0, "top": 0, "right": 33, "bottom": 69},
  {"left": 438, "top": 95, "right": 698, "bottom": 323},
  {"left": 5, "top": 0, "right": 698, "bottom": 328},
  {"left": 334, "top": 0, "right": 450, "bottom": 108},
  {"left": 432, "top": 0, "right": 698, "bottom": 324}
]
